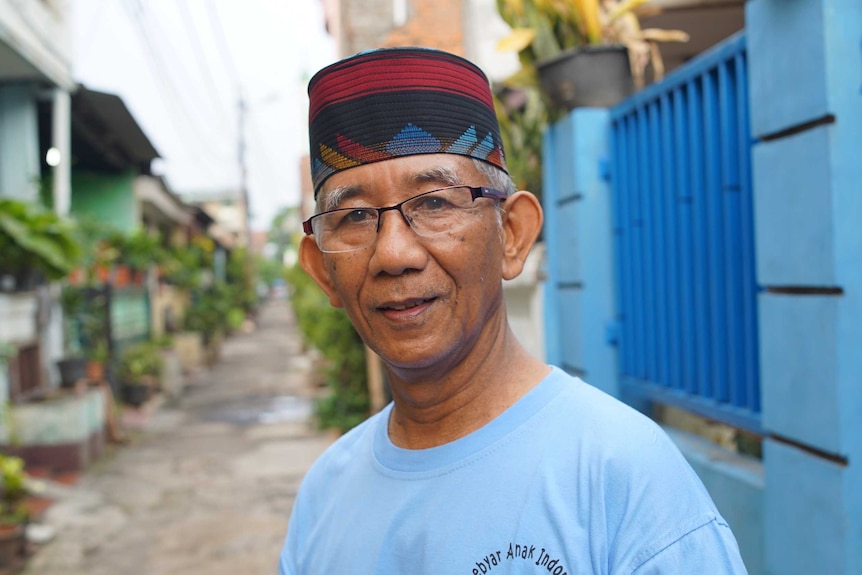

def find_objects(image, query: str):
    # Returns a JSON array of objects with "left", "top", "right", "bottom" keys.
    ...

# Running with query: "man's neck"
[{"left": 385, "top": 329, "right": 550, "bottom": 449}]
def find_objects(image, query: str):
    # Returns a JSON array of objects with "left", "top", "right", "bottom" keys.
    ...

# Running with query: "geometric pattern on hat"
[{"left": 386, "top": 123, "right": 442, "bottom": 156}]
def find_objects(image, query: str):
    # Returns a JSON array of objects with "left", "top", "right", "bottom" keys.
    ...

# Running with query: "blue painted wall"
[
  {"left": 543, "top": 109, "right": 618, "bottom": 397},
  {"left": 747, "top": 0, "right": 861, "bottom": 572}
]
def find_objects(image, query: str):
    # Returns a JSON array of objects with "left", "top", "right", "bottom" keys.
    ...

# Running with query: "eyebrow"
[
  {"left": 319, "top": 184, "right": 362, "bottom": 212},
  {"left": 410, "top": 166, "right": 462, "bottom": 187},
  {"left": 317, "top": 165, "right": 465, "bottom": 212}
]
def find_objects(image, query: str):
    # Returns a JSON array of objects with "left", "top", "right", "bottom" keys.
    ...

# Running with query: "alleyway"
[{"left": 22, "top": 298, "right": 332, "bottom": 575}]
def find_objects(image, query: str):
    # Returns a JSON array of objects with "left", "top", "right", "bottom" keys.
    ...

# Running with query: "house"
[
  {"left": 1, "top": 66, "right": 205, "bottom": 471},
  {"left": 178, "top": 186, "right": 249, "bottom": 250},
  {"left": 0, "top": 0, "right": 100, "bottom": 472},
  {"left": 54, "top": 85, "right": 195, "bottom": 351}
]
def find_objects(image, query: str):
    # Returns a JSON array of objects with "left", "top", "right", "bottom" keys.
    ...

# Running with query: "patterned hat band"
[{"left": 308, "top": 47, "right": 508, "bottom": 196}]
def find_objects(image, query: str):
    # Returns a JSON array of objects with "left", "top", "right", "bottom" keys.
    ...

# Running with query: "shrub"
[
  {"left": 285, "top": 261, "right": 369, "bottom": 433},
  {"left": 0, "top": 454, "right": 29, "bottom": 525},
  {"left": 117, "top": 341, "right": 164, "bottom": 384}
]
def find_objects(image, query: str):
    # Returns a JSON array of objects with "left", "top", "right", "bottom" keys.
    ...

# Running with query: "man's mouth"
[{"left": 379, "top": 298, "right": 435, "bottom": 312}]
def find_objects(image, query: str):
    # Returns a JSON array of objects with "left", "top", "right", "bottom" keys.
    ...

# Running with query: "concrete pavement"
[{"left": 22, "top": 298, "right": 333, "bottom": 575}]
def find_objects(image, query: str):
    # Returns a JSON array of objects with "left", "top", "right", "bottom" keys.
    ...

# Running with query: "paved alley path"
[{"left": 23, "top": 298, "right": 333, "bottom": 575}]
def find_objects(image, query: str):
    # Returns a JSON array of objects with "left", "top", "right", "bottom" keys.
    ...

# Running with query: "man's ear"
[
  {"left": 298, "top": 235, "right": 344, "bottom": 308},
  {"left": 500, "top": 191, "right": 543, "bottom": 281}
]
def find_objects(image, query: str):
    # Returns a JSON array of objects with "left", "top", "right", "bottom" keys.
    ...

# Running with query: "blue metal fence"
[{"left": 609, "top": 32, "right": 761, "bottom": 433}]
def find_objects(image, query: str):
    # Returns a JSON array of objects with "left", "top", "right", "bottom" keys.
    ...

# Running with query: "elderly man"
[{"left": 279, "top": 47, "right": 748, "bottom": 574}]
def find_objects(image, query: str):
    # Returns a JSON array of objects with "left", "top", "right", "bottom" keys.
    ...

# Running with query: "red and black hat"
[{"left": 308, "top": 47, "right": 508, "bottom": 195}]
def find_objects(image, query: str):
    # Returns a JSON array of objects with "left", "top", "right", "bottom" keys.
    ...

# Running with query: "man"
[{"left": 280, "top": 47, "right": 748, "bottom": 574}]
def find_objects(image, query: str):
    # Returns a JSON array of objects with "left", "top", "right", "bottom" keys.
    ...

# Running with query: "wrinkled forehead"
[{"left": 315, "top": 155, "right": 479, "bottom": 211}]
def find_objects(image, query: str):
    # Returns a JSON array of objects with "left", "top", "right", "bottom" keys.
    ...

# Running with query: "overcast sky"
[{"left": 71, "top": 0, "right": 337, "bottom": 232}]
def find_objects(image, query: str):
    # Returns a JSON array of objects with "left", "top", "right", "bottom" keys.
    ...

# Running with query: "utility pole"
[{"left": 237, "top": 90, "right": 251, "bottom": 247}]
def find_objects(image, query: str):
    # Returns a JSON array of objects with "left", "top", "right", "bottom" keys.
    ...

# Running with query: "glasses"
[{"left": 303, "top": 185, "right": 507, "bottom": 254}]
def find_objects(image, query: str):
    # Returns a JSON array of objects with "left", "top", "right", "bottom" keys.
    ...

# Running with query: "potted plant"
[
  {"left": 0, "top": 198, "right": 81, "bottom": 292},
  {"left": 57, "top": 285, "right": 89, "bottom": 388},
  {"left": 116, "top": 342, "right": 164, "bottom": 407},
  {"left": 85, "top": 341, "right": 110, "bottom": 384},
  {"left": 496, "top": 0, "right": 689, "bottom": 110},
  {"left": 67, "top": 217, "right": 120, "bottom": 287},
  {"left": 109, "top": 229, "right": 166, "bottom": 286},
  {"left": 0, "top": 454, "right": 29, "bottom": 568}
]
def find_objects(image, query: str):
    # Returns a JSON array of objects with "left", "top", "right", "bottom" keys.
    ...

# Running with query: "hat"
[{"left": 307, "top": 47, "right": 507, "bottom": 195}]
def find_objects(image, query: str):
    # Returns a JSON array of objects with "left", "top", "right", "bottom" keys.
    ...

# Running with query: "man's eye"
[
  {"left": 339, "top": 209, "right": 373, "bottom": 225},
  {"left": 413, "top": 196, "right": 451, "bottom": 211}
]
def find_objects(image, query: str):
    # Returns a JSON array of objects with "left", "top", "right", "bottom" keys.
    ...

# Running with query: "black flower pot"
[
  {"left": 536, "top": 44, "right": 635, "bottom": 110},
  {"left": 56, "top": 357, "right": 88, "bottom": 388},
  {"left": 121, "top": 382, "right": 152, "bottom": 407}
]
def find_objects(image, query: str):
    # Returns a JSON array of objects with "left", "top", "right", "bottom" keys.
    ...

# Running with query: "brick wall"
[
  {"left": 340, "top": 0, "right": 464, "bottom": 56},
  {"left": 341, "top": 0, "right": 392, "bottom": 55},
  {"left": 382, "top": 0, "right": 464, "bottom": 54}
]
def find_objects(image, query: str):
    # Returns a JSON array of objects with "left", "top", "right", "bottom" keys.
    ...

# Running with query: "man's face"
[{"left": 301, "top": 154, "right": 509, "bottom": 375}]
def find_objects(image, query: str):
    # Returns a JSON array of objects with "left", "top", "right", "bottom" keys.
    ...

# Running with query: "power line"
[
  {"left": 119, "top": 0, "right": 229, "bottom": 176},
  {"left": 247, "top": 111, "right": 285, "bottom": 195},
  {"left": 176, "top": 0, "right": 231, "bottom": 133},
  {"left": 134, "top": 0, "right": 232, "bottom": 147},
  {"left": 205, "top": 0, "right": 242, "bottom": 90}
]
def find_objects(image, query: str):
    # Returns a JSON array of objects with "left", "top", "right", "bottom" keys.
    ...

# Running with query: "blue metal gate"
[{"left": 609, "top": 33, "right": 761, "bottom": 433}]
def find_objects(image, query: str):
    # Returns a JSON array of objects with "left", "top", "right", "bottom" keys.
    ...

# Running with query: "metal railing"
[{"left": 609, "top": 32, "right": 761, "bottom": 433}]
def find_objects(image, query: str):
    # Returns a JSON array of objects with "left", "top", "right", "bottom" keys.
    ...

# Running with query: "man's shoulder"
[
  {"left": 539, "top": 368, "right": 695, "bottom": 479},
  {"left": 304, "top": 409, "right": 383, "bottom": 481},
  {"left": 543, "top": 367, "right": 663, "bottom": 440}
]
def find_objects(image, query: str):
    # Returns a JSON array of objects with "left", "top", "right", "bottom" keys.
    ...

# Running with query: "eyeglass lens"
[{"left": 312, "top": 186, "right": 493, "bottom": 253}]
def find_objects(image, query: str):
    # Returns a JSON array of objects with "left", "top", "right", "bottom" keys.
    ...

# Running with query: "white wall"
[
  {"left": 0, "top": 0, "right": 74, "bottom": 89},
  {"left": 503, "top": 242, "right": 545, "bottom": 361},
  {"left": 463, "top": 0, "right": 519, "bottom": 83}
]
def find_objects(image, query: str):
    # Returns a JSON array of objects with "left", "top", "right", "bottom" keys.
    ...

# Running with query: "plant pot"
[
  {"left": 86, "top": 360, "right": 105, "bottom": 383},
  {"left": 121, "top": 382, "right": 152, "bottom": 407},
  {"left": 0, "top": 522, "right": 26, "bottom": 567},
  {"left": 114, "top": 266, "right": 131, "bottom": 287},
  {"left": 536, "top": 44, "right": 635, "bottom": 110},
  {"left": 56, "top": 357, "right": 88, "bottom": 388},
  {"left": 0, "top": 268, "right": 44, "bottom": 293}
]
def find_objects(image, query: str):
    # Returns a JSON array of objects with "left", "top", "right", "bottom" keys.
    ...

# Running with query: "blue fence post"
[
  {"left": 542, "top": 109, "right": 619, "bottom": 397},
  {"left": 542, "top": 124, "right": 562, "bottom": 368},
  {"left": 747, "top": 1, "right": 862, "bottom": 573}
]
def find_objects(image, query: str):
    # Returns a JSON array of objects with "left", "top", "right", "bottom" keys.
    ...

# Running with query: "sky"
[{"left": 71, "top": 0, "right": 337, "bottom": 232}]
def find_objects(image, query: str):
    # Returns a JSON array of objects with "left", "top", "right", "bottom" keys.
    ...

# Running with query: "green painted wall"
[{"left": 71, "top": 171, "right": 138, "bottom": 232}]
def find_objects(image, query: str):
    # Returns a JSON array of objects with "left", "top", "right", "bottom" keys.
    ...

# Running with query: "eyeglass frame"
[{"left": 302, "top": 185, "right": 508, "bottom": 252}]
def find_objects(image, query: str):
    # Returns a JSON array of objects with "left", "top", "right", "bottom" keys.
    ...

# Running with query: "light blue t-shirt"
[{"left": 279, "top": 367, "right": 748, "bottom": 574}]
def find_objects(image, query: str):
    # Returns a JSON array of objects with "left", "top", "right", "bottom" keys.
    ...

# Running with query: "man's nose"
[{"left": 369, "top": 208, "right": 427, "bottom": 275}]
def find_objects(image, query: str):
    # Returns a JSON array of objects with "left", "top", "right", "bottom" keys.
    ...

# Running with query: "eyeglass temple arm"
[{"left": 472, "top": 186, "right": 507, "bottom": 201}]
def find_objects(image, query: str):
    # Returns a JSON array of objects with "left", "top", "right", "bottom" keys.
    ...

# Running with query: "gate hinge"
[
  {"left": 605, "top": 320, "right": 619, "bottom": 346},
  {"left": 599, "top": 157, "right": 612, "bottom": 182}
]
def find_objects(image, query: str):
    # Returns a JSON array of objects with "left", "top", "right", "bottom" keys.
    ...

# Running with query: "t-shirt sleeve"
[
  {"left": 278, "top": 482, "right": 306, "bottom": 575},
  {"left": 629, "top": 517, "right": 749, "bottom": 575},
  {"left": 278, "top": 548, "right": 295, "bottom": 575},
  {"left": 584, "top": 393, "right": 749, "bottom": 575},
  {"left": 278, "top": 513, "right": 298, "bottom": 575}
]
